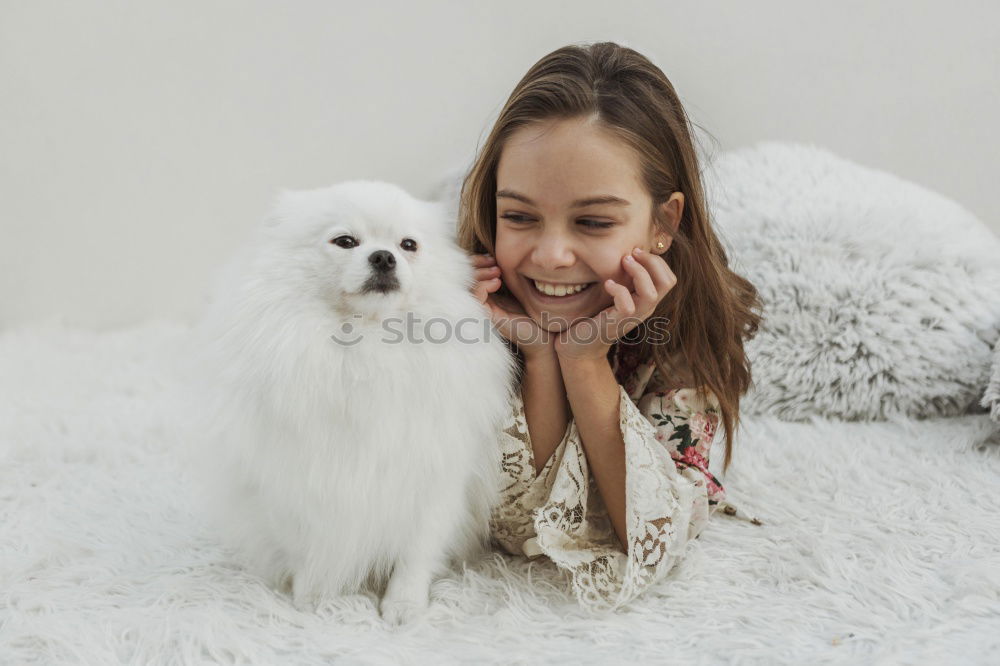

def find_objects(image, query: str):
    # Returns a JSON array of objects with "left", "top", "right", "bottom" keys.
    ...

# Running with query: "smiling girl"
[{"left": 458, "top": 42, "right": 764, "bottom": 612}]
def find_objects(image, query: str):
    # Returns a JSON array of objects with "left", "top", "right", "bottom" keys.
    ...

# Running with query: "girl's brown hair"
[{"left": 456, "top": 41, "right": 763, "bottom": 473}]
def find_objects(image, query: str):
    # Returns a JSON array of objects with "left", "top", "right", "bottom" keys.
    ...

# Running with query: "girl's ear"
[
  {"left": 653, "top": 192, "right": 684, "bottom": 254},
  {"left": 662, "top": 191, "right": 684, "bottom": 234}
]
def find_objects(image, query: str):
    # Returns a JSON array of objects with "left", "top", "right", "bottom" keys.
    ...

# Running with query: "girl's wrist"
[
  {"left": 557, "top": 354, "right": 611, "bottom": 377},
  {"left": 522, "top": 345, "right": 558, "bottom": 366},
  {"left": 553, "top": 327, "right": 613, "bottom": 364},
  {"left": 520, "top": 342, "right": 557, "bottom": 363}
]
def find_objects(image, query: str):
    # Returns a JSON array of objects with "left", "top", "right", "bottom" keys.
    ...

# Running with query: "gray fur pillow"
[
  {"left": 705, "top": 142, "right": 1000, "bottom": 421},
  {"left": 982, "top": 340, "right": 1000, "bottom": 423}
]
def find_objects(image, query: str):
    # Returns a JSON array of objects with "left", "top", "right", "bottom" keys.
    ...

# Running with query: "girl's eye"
[
  {"left": 499, "top": 213, "right": 532, "bottom": 224},
  {"left": 499, "top": 213, "right": 614, "bottom": 229},
  {"left": 330, "top": 235, "right": 358, "bottom": 249},
  {"left": 579, "top": 219, "right": 615, "bottom": 229},
  {"left": 400, "top": 238, "right": 418, "bottom": 252}
]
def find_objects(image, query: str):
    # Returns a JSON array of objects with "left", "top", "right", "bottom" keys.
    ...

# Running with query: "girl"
[{"left": 458, "top": 42, "right": 765, "bottom": 612}]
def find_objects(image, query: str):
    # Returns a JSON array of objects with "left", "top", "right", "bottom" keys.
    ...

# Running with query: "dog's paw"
[
  {"left": 292, "top": 594, "right": 320, "bottom": 613},
  {"left": 378, "top": 595, "right": 428, "bottom": 627}
]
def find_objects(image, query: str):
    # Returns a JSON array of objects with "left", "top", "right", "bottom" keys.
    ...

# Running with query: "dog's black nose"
[{"left": 368, "top": 250, "right": 396, "bottom": 273}]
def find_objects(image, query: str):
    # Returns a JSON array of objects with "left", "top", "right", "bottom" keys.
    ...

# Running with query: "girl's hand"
[
  {"left": 555, "top": 247, "right": 677, "bottom": 362},
  {"left": 470, "top": 253, "right": 555, "bottom": 360}
]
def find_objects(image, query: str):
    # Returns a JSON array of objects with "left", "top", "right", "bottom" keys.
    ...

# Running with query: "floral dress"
[{"left": 489, "top": 342, "right": 763, "bottom": 612}]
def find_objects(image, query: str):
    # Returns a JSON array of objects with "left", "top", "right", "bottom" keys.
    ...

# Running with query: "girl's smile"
[{"left": 521, "top": 275, "right": 597, "bottom": 302}]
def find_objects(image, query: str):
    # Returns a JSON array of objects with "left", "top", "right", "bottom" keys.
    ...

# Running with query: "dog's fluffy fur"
[{"left": 184, "top": 180, "right": 516, "bottom": 624}]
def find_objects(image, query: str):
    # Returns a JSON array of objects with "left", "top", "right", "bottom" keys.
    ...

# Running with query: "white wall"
[{"left": 2, "top": 0, "right": 997, "bottom": 330}]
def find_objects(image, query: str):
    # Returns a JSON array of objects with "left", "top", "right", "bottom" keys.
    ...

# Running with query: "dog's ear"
[{"left": 262, "top": 188, "right": 297, "bottom": 228}]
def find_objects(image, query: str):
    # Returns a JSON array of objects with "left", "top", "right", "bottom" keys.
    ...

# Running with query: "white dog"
[{"left": 184, "top": 180, "right": 516, "bottom": 625}]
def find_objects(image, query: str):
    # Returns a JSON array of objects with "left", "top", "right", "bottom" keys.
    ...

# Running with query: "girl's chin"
[
  {"left": 526, "top": 307, "right": 606, "bottom": 332},
  {"left": 538, "top": 319, "right": 571, "bottom": 334}
]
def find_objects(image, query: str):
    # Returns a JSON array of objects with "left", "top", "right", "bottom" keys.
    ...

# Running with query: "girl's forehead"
[
  {"left": 497, "top": 122, "right": 647, "bottom": 201},
  {"left": 502, "top": 118, "right": 627, "bottom": 157}
]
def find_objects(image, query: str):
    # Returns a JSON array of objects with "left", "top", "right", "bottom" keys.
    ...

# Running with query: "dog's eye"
[
  {"left": 330, "top": 235, "right": 358, "bottom": 249},
  {"left": 400, "top": 238, "right": 418, "bottom": 252}
]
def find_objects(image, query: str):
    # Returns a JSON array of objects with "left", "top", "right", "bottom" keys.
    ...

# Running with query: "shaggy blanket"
[
  {"left": 2, "top": 321, "right": 999, "bottom": 664},
  {"left": 704, "top": 142, "right": 1000, "bottom": 422},
  {"left": 983, "top": 338, "right": 1000, "bottom": 423}
]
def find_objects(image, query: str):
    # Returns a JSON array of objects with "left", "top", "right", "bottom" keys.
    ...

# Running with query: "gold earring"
[{"left": 656, "top": 241, "right": 665, "bottom": 250}]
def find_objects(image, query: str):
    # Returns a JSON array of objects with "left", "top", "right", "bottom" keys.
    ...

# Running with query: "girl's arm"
[
  {"left": 558, "top": 356, "right": 628, "bottom": 553},
  {"left": 521, "top": 351, "right": 571, "bottom": 476},
  {"left": 546, "top": 247, "right": 675, "bottom": 554}
]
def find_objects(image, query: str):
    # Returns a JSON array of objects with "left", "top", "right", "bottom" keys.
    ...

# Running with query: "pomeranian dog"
[{"left": 184, "top": 180, "right": 516, "bottom": 625}]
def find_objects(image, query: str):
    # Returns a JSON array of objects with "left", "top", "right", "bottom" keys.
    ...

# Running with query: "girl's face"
[{"left": 494, "top": 116, "right": 680, "bottom": 332}]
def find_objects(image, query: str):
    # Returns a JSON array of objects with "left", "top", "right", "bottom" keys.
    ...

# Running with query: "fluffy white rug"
[{"left": 2, "top": 321, "right": 1000, "bottom": 664}]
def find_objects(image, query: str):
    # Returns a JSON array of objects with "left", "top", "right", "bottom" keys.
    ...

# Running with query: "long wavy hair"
[{"left": 456, "top": 42, "right": 763, "bottom": 473}]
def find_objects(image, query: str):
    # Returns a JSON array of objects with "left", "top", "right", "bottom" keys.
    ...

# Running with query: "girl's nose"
[{"left": 531, "top": 231, "right": 576, "bottom": 270}]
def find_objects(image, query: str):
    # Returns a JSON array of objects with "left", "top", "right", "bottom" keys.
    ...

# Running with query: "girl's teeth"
[{"left": 533, "top": 280, "right": 591, "bottom": 297}]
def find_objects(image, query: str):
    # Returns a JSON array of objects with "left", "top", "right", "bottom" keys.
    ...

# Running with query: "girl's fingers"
[
  {"left": 484, "top": 293, "right": 540, "bottom": 343},
  {"left": 591, "top": 298, "right": 634, "bottom": 342},
  {"left": 485, "top": 302, "right": 526, "bottom": 342},
  {"left": 633, "top": 248, "right": 676, "bottom": 296},
  {"left": 472, "top": 277, "right": 501, "bottom": 304},
  {"left": 474, "top": 266, "right": 501, "bottom": 281},
  {"left": 622, "top": 252, "right": 658, "bottom": 311},
  {"left": 604, "top": 279, "right": 636, "bottom": 316},
  {"left": 571, "top": 250, "right": 677, "bottom": 350},
  {"left": 485, "top": 293, "right": 520, "bottom": 323},
  {"left": 470, "top": 254, "right": 496, "bottom": 268}
]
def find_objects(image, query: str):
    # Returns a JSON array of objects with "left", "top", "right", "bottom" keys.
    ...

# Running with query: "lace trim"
[{"left": 489, "top": 364, "right": 764, "bottom": 612}]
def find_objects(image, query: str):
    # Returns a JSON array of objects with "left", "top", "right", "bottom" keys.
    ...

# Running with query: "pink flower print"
[
  {"left": 679, "top": 446, "right": 708, "bottom": 471},
  {"left": 701, "top": 412, "right": 718, "bottom": 443},
  {"left": 698, "top": 412, "right": 719, "bottom": 458},
  {"left": 705, "top": 473, "right": 726, "bottom": 501},
  {"left": 688, "top": 412, "right": 709, "bottom": 442},
  {"left": 688, "top": 412, "right": 719, "bottom": 456}
]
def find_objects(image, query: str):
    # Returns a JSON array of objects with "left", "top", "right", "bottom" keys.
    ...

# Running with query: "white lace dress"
[{"left": 489, "top": 343, "right": 763, "bottom": 612}]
